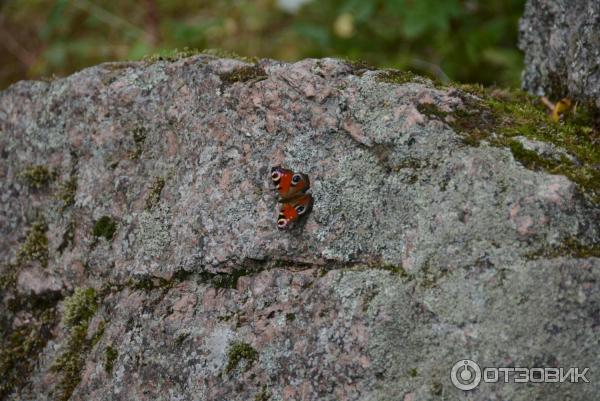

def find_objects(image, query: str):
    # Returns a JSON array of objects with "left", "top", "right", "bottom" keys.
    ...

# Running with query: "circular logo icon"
[{"left": 451, "top": 359, "right": 482, "bottom": 390}]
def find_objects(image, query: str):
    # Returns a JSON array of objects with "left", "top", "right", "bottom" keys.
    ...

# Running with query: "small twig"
[{"left": 540, "top": 96, "right": 555, "bottom": 111}]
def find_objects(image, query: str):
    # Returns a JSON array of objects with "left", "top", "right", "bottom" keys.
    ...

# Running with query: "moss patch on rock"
[
  {"left": 434, "top": 85, "right": 600, "bottom": 202},
  {"left": 145, "top": 176, "right": 165, "bottom": 210},
  {"left": 20, "top": 165, "right": 55, "bottom": 189},
  {"left": 527, "top": 237, "right": 600, "bottom": 260},
  {"left": 92, "top": 216, "right": 117, "bottom": 242},
  {"left": 254, "top": 385, "right": 271, "bottom": 401},
  {"left": 104, "top": 345, "right": 118, "bottom": 374},
  {"left": 225, "top": 341, "right": 258, "bottom": 374},
  {"left": 61, "top": 288, "right": 98, "bottom": 328},
  {"left": 0, "top": 306, "right": 57, "bottom": 399},
  {"left": 51, "top": 288, "right": 99, "bottom": 401},
  {"left": 376, "top": 69, "right": 420, "bottom": 85},
  {"left": 17, "top": 220, "right": 49, "bottom": 268},
  {"left": 57, "top": 176, "right": 77, "bottom": 209},
  {"left": 142, "top": 47, "right": 202, "bottom": 63},
  {"left": 128, "top": 127, "right": 147, "bottom": 160},
  {"left": 219, "top": 65, "right": 267, "bottom": 85}
]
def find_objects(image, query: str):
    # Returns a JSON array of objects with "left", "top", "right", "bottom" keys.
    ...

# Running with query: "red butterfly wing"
[
  {"left": 271, "top": 166, "right": 310, "bottom": 201},
  {"left": 277, "top": 193, "right": 313, "bottom": 230}
]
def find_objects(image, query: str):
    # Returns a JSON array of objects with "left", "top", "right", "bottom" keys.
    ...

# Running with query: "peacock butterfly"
[{"left": 270, "top": 165, "right": 313, "bottom": 229}]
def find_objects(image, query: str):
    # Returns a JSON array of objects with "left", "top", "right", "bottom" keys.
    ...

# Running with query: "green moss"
[
  {"left": 62, "top": 288, "right": 98, "bottom": 328},
  {"left": 51, "top": 324, "right": 88, "bottom": 401},
  {"left": 198, "top": 268, "right": 251, "bottom": 290},
  {"left": 559, "top": 239, "right": 600, "bottom": 257},
  {"left": 219, "top": 65, "right": 267, "bottom": 85},
  {"left": 376, "top": 263, "right": 410, "bottom": 279},
  {"left": 416, "top": 103, "right": 449, "bottom": 119},
  {"left": 409, "top": 367, "right": 418, "bottom": 377},
  {"left": 104, "top": 345, "right": 118, "bottom": 374},
  {"left": 375, "top": 69, "right": 420, "bottom": 85},
  {"left": 527, "top": 238, "right": 600, "bottom": 260},
  {"left": 145, "top": 176, "right": 165, "bottom": 210},
  {"left": 57, "top": 176, "right": 77, "bottom": 209},
  {"left": 285, "top": 313, "right": 296, "bottom": 322},
  {"left": 345, "top": 58, "right": 376, "bottom": 75},
  {"left": 211, "top": 269, "right": 247, "bottom": 289},
  {"left": 445, "top": 85, "right": 600, "bottom": 202},
  {"left": 144, "top": 47, "right": 258, "bottom": 63},
  {"left": 127, "top": 276, "right": 171, "bottom": 291},
  {"left": 254, "top": 385, "right": 271, "bottom": 401},
  {"left": 91, "top": 320, "right": 106, "bottom": 346},
  {"left": 20, "top": 165, "right": 55, "bottom": 189},
  {"left": 17, "top": 220, "right": 49, "bottom": 268},
  {"left": 0, "top": 263, "right": 18, "bottom": 290},
  {"left": 128, "top": 127, "right": 147, "bottom": 159},
  {"left": 225, "top": 341, "right": 258, "bottom": 374},
  {"left": 125, "top": 271, "right": 192, "bottom": 293},
  {"left": 142, "top": 47, "right": 203, "bottom": 62},
  {"left": 507, "top": 140, "right": 562, "bottom": 171},
  {"left": 0, "top": 308, "right": 57, "bottom": 399},
  {"left": 175, "top": 332, "right": 190, "bottom": 345},
  {"left": 52, "top": 287, "right": 99, "bottom": 401},
  {"left": 93, "top": 216, "right": 117, "bottom": 242}
]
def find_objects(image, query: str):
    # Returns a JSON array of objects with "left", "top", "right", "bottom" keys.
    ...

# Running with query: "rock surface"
[
  {"left": 0, "top": 55, "right": 599, "bottom": 401},
  {"left": 519, "top": 0, "right": 600, "bottom": 108}
]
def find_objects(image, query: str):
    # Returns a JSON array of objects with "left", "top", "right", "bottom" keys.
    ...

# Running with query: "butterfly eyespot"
[
  {"left": 277, "top": 218, "right": 288, "bottom": 228},
  {"left": 292, "top": 174, "right": 302, "bottom": 183},
  {"left": 271, "top": 171, "right": 281, "bottom": 181},
  {"left": 295, "top": 205, "right": 306, "bottom": 215}
]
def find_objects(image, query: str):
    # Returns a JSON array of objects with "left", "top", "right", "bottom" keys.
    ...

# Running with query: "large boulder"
[
  {"left": 519, "top": 0, "right": 600, "bottom": 108},
  {"left": 1, "top": 55, "right": 599, "bottom": 401}
]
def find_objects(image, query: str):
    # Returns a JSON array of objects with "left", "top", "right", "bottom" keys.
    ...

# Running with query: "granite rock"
[{"left": 1, "top": 56, "right": 599, "bottom": 401}]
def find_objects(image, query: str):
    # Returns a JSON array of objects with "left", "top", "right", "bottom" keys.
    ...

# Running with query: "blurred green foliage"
[{"left": 0, "top": 0, "right": 525, "bottom": 89}]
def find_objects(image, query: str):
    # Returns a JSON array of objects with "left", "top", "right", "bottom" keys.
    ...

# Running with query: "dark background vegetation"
[{"left": 0, "top": 0, "right": 526, "bottom": 90}]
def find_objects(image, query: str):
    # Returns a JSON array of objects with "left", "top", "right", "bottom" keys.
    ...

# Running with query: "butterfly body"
[{"left": 271, "top": 166, "right": 313, "bottom": 229}]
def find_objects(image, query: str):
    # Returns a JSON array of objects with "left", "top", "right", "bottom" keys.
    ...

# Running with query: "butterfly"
[{"left": 270, "top": 165, "right": 313, "bottom": 229}]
